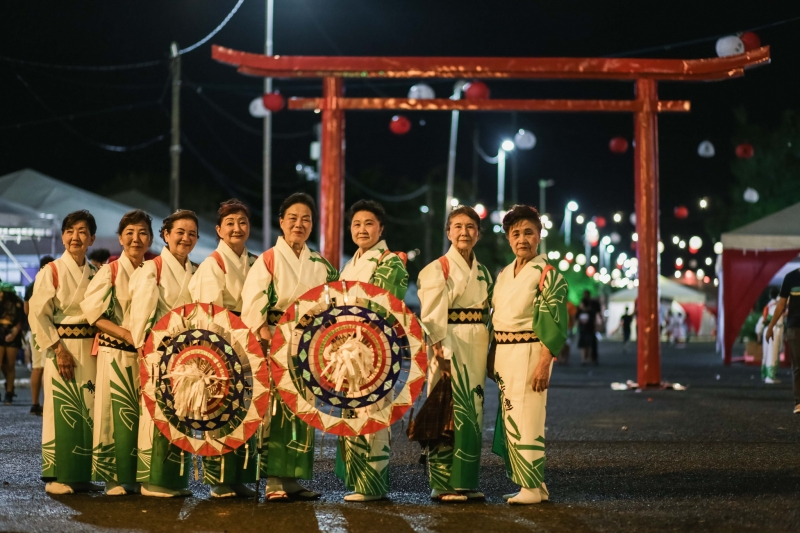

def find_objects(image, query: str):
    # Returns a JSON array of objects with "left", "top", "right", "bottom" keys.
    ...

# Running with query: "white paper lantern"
[
  {"left": 610, "top": 232, "right": 621, "bottom": 244},
  {"left": 743, "top": 187, "right": 759, "bottom": 203},
  {"left": 514, "top": 129, "right": 537, "bottom": 150},
  {"left": 698, "top": 140, "right": 715, "bottom": 158},
  {"left": 407, "top": 83, "right": 436, "bottom": 100},
  {"left": 716, "top": 36, "right": 745, "bottom": 58},
  {"left": 689, "top": 236, "right": 703, "bottom": 250},
  {"left": 629, "top": 212, "right": 636, "bottom": 225},
  {"left": 249, "top": 97, "right": 268, "bottom": 118}
]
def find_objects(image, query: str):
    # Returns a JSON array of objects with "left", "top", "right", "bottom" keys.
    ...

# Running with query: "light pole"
[
  {"left": 263, "top": 0, "right": 275, "bottom": 250},
  {"left": 538, "top": 179, "right": 554, "bottom": 253},
  {"left": 497, "top": 139, "right": 515, "bottom": 211},
  {"left": 443, "top": 80, "right": 467, "bottom": 252},
  {"left": 564, "top": 200, "right": 578, "bottom": 245}
]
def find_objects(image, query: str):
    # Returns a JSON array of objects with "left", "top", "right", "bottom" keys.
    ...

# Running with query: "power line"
[
  {"left": 15, "top": 74, "right": 168, "bottom": 152},
  {"left": 0, "top": 100, "right": 161, "bottom": 131},
  {"left": 0, "top": 0, "right": 246, "bottom": 71},
  {"left": 181, "top": 133, "right": 261, "bottom": 199},
  {"left": 179, "top": 0, "right": 246, "bottom": 54},
  {"left": 345, "top": 176, "right": 430, "bottom": 202}
]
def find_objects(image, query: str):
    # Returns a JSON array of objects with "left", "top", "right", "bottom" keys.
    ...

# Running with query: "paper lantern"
[
  {"left": 594, "top": 216, "right": 607, "bottom": 228},
  {"left": 474, "top": 203, "right": 488, "bottom": 219},
  {"left": 609, "top": 137, "right": 629, "bottom": 154},
  {"left": 716, "top": 35, "right": 744, "bottom": 58},
  {"left": 698, "top": 140, "right": 715, "bottom": 158},
  {"left": 629, "top": 213, "right": 636, "bottom": 225},
  {"left": 586, "top": 266, "right": 597, "bottom": 277},
  {"left": 249, "top": 97, "right": 268, "bottom": 118},
  {"left": 407, "top": 83, "right": 435, "bottom": 100},
  {"left": 674, "top": 206, "right": 689, "bottom": 219},
  {"left": 610, "top": 232, "right": 621, "bottom": 244},
  {"left": 740, "top": 32, "right": 761, "bottom": 51},
  {"left": 463, "top": 81, "right": 490, "bottom": 100},
  {"left": 514, "top": 129, "right": 537, "bottom": 150},
  {"left": 262, "top": 92, "right": 285, "bottom": 112},
  {"left": 389, "top": 115, "right": 411, "bottom": 135},
  {"left": 736, "top": 143, "right": 754, "bottom": 159},
  {"left": 743, "top": 187, "right": 759, "bottom": 203}
]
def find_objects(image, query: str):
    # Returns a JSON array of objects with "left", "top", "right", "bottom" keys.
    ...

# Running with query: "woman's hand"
[
  {"left": 765, "top": 325, "right": 774, "bottom": 342},
  {"left": 54, "top": 342, "right": 77, "bottom": 381},
  {"left": 432, "top": 341, "right": 451, "bottom": 377},
  {"left": 531, "top": 347, "right": 554, "bottom": 392},
  {"left": 5, "top": 328, "right": 17, "bottom": 343},
  {"left": 486, "top": 341, "right": 497, "bottom": 382},
  {"left": 121, "top": 329, "right": 135, "bottom": 347}
]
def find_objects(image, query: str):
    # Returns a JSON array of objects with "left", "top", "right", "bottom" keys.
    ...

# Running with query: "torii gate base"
[{"left": 213, "top": 46, "right": 770, "bottom": 388}]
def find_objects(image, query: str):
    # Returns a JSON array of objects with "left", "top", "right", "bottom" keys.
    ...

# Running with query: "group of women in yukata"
[{"left": 29, "top": 191, "right": 568, "bottom": 505}]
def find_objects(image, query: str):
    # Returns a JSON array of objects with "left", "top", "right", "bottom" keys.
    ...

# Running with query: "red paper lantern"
[
  {"left": 594, "top": 216, "right": 607, "bottom": 228},
  {"left": 586, "top": 266, "right": 597, "bottom": 277},
  {"left": 390, "top": 115, "right": 411, "bottom": 135},
  {"left": 464, "top": 81, "right": 490, "bottom": 100},
  {"left": 740, "top": 32, "right": 761, "bottom": 51},
  {"left": 674, "top": 206, "right": 689, "bottom": 219},
  {"left": 262, "top": 92, "right": 285, "bottom": 112},
  {"left": 736, "top": 143, "right": 754, "bottom": 159},
  {"left": 609, "top": 137, "right": 629, "bottom": 154}
]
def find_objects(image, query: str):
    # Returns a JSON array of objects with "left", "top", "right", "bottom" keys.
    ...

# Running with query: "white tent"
[
  {"left": 606, "top": 276, "right": 713, "bottom": 340},
  {"left": 0, "top": 169, "right": 217, "bottom": 260},
  {"left": 718, "top": 202, "right": 800, "bottom": 363},
  {"left": 0, "top": 197, "right": 60, "bottom": 284}
]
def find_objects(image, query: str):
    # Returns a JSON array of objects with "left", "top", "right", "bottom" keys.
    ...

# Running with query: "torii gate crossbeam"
[{"left": 212, "top": 45, "right": 769, "bottom": 388}]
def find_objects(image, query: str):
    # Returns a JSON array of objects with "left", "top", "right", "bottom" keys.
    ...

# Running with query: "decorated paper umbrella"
[
  {"left": 140, "top": 303, "right": 270, "bottom": 456},
  {"left": 269, "top": 281, "right": 427, "bottom": 436}
]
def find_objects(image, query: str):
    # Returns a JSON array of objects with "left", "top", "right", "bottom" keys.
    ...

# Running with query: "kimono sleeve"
[
  {"left": 81, "top": 263, "right": 114, "bottom": 326},
  {"left": 312, "top": 253, "right": 339, "bottom": 283},
  {"left": 477, "top": 263, "right": 494, "bottom": 329},
  {"left": 28, "top": 265, "right": 59, "bottom": 351},
  {"left": 372, "top": 254, "right": 409, "bottom": 301},
  {"left": 127, "top": 262, "right": 160, "bottom": 349},
  {"left": 189, "top": 257, "right": 225, "bottom": 307},
  {"left": 533, "top": 266, "right": 569, "bottom": 356},
  {"left": 417, "top": 260, "right": 449, "bottom": 346},
  {"left": 241, "top": 256, "right": 277, "bottom": 333}
]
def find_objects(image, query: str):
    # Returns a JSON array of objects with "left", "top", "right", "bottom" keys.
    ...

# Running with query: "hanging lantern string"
[{"left": 605, "top": 14, "right": 800, "bottom": 58}]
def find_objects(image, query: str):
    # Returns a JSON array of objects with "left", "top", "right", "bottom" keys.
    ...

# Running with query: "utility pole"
[
  {"left": 443, "top": 80, "right": 466, "bottom": 253},
  {"left": 538, "top": 179, "right": 554, "bottom": 254},
  {"left": 169, "top": 42, "right": 181, "bottom": 213},
  {"left": 263, "top": 0, "right": 274, "bottom": 249}
]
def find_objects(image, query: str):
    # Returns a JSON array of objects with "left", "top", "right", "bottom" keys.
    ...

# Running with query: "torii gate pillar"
[
  {"left": 319, "top": 77, "right": 345, "bottom": 264},
  {"left": 634, "top": 78, "right": 661, "bottom": 387}
]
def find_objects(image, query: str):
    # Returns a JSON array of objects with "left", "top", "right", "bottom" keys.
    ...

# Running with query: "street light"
[
  {"left": 497, "top": 140, "right": 514, "bottom": 212},
  {"left": 564, "top": 200, "right": 578, "bottom": 245}
]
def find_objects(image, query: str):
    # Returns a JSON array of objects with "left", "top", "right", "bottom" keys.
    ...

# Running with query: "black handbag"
[{"left": 406, "top": 374, "right": 455, "bottom": 449}]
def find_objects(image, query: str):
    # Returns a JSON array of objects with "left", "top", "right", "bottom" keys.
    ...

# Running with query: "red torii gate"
[{"left": 212, "top": 45, "right": 770, "bottom": 388}]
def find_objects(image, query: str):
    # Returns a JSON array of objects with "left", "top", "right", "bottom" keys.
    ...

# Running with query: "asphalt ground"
[{"left": 1, "top": 341, "right": 799, "bottom": 533}]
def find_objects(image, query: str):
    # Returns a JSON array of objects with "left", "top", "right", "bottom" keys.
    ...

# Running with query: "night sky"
[{"left": 3, "top": 1, "right": 800, "bottom": 266}]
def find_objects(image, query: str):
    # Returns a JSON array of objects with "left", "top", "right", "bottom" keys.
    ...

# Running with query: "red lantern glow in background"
[
  {"left": 674, "top": 206, "right": 689, "bottom": 219},
  {"left": 740, "top": 32, "right": 761, "bottom": 51},
  {"left": 609, "top": 137, "right": 629, "bottom": 154},
  {"left": 586, "top": 266, "right": 597, "bottom": 277},
  {"left": 389, "top": 115, "right": 411, "bottom": 135},
  {"left": 736, "top": 143, "right": 754, "bottom": 159},
  {"left": 594, "top": 216, "right": 607, "bottom": 228},
  {"left": 463, "top": 81, "right": 490, "bottom": 100},
  {"left": 262, "top": 92, "right": 285, "bottom": 112}
]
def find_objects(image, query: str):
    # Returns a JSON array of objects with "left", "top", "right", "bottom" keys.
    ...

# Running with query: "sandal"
[
  {"left": 288, "top": 489, "right": 321, "bottom": 501},
  {"left": 431, "top": 492, "right": 467, "bottom": 503},
  {"left": 265, "top": 490, "right": 290, "bottom": 502},
  {"left": 458, "top": 490, "right": 485, "bottom": 501}
]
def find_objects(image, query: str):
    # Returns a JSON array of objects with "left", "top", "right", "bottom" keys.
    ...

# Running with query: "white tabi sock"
[
  {"left": 264, "top": 476, "right": 284, "bottom": 494},
  {"left": 104, "top": 482, "right": 127, "bottom": 496},
  {"left": 508, "top": 487, "right": 542, "bottom": 505},
  {"left": 140, "top": 483, "right": 182, "bottom": 498},
  {"left": 45, "top": 482, "right": 74, "bottom": 495},
  {"left": 344, "top": 492, "right": 385, "bottom": 502},
  {"left": 210, "top": 484, "right": 237, "bottom": 498}
]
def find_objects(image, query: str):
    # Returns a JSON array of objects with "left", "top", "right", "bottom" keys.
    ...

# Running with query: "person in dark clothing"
[
  {"left": 88, "top": 248, "right": 111, "bottom": 268},
  {"left": 577, "top": 290, "right": 601, "bottom": 365},
  {"left": 1, "top": 283, "right": 25, "bottom": 405},
  {"left": 620, "top": 307, "right": 634, "bottom": 353},
  {"left": 766, "top": 268, "right": 800, "bottom": 414}
]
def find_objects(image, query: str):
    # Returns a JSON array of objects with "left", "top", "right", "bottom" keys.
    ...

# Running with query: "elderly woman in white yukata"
[
  {"left": 128, "top": 209, "right": 199, "bottom": 498},
  {"left": 335, "top": 199, "right": 408, "bottom": 502},
  {"left": 241, "top": 192, "right": 337, "bottom": 502},
  {"left": 491, "top": 205, "right": 568, "bottom": 505},
  {"left": 81, "top": 210, "right": 153, "bottom": 496},
  {"left": 189, "top": 199, "right": 259, "bottom": 498},
  {"left": 417, "top": 205, "right": 494, "bottom": 502},
  {"left": 29, "top": 210, "right": 101, "bottom": 495}
]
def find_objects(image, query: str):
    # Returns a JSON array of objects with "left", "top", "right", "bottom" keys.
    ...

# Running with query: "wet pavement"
[{"left": 2, "top": 342, "right": 799, "bottom": 532}]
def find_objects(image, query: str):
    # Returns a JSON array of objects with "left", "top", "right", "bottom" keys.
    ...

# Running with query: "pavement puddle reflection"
[
  {"left": 177, "top": 497, "right": 200, "bottom": 521},
  {"left": 315, "top": 507, "right": 349, "bottom": 532}
]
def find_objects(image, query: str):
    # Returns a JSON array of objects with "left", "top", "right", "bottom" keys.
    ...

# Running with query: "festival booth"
[
  {"left": 607, "top": 276, "right": 714, "bottom": 341},
  {"left": 719, "top": 202, "right": 800, "bottom": 364},
  {"left": 0, "top": 168, "right": 219, "bottom": 260},
  {"left": 0, "top": 197, "right": 60, "bottom": 286}
]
